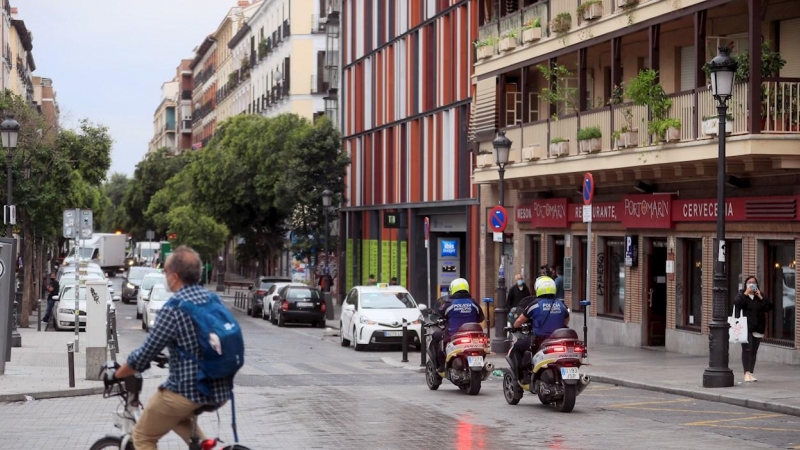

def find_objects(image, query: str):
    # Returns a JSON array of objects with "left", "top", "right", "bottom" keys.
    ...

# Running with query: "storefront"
[{"left": 481, "top": 189, "right": 800, "bottom": 364}]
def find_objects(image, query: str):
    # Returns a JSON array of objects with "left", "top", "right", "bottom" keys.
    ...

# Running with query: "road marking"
[
  {"left": 269, "top": 363, "right": 310, "bottom": 375},
  {"left": 684, "top": 413, "right": 784, "bottom": 426},
  {"left": 615, "top": 407, "right": 747, "bottom": 414},
  {"left": 691, "top": 423, "right": 800, "bottom": 432},
  {"left": 609, "top": 399, "right": 692, "bottom": 408}
]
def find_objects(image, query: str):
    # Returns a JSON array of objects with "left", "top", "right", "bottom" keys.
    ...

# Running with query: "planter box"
[
  {"left": 616, "top": 0, "right": 638, "bottom": 8},
  {"left": 615, "top": 131, "right": 638, "bottom": 149},
  {"left": 476, "top": 46, "right": 493, "bottom": 61},
  {"left": 583, "top": 3, "right": 603, "bottom": 20},
  {"left": 522, "top": 144, "right": 545, "bottom": 161},
  {"left": 665, "top": 126, "right": 681, "bottom": 142},
  {"left": 499, "top": 36, "right": 517, "bottom": 52},
  {"left": 549, "top": 141, "right": 569, "bottom": 157},
  {"left": 702, "top": 118, "right": 733, "bottom": 136},
  {"left": 522, "top": 28, "right": 542, "bottom": 44},
  {"left": 476, "top": 153, "right": 494, "bottom": 168},
  {"left": 578, "top": 137, "right": 602, "bottom": 153}
]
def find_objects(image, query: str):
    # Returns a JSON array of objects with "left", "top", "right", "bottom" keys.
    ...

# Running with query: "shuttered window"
[
  {"left": 472, "top": 77, "right": 497, "bottom": 142},
  {"left": 680, "top": 45, "right": 695, "bottom": 92},
  {"left": 780, "top": 18, "right": 800, "bottom": 77}
]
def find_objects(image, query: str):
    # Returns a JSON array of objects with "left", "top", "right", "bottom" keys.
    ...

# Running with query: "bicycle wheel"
[
  {"left": 89, "top": 436, "right": 122, "bottom": 450},
  {"left": 221, "top": 445, "right": 253, "bottom": 450}
]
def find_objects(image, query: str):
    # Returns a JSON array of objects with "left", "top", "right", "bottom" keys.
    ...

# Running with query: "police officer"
[
  {"left": 511, "top": 276, "right": 570, "bottom": 384},
  {"left": 431, "top": 278, "right": 485, "bottom": 372}
]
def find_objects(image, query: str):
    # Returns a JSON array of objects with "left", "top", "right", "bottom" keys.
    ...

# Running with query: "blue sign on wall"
[{"left": 440, "top": 239, "right": 458, "bottom": 258}]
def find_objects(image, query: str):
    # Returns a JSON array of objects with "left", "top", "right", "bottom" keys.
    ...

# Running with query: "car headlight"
[
  {"left": 359, "top": 316, "right": 377, "bottom": 325},
  {"left": 412, "top": 315, "right": 424, "bottom": 325},
  {"left": 58, "top": 308, "right": 73, "bottom": 314},
  {"left": 126, "top": 283, "right": 134, "bottom": 289}
]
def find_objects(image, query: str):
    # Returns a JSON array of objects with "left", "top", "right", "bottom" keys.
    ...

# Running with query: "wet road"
[{"left": 1, "top": 283, "right": 799, "bottom": 449}]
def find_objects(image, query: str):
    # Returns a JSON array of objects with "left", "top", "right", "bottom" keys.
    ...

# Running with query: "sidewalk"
[{"left": 382, "top": 344, "right": 800, "bottom": 417}]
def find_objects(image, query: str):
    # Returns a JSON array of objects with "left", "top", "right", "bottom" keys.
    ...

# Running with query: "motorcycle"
[
  {"left": 424, "top": 312, "right": 494, "bottom": 395},
  {"left": 502, "top": 322, "right": 590, "bottom": 413}
]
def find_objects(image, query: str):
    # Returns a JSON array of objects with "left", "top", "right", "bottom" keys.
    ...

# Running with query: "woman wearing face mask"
[{"left": 733, "top": 276, "right": 773, "bottom": 382}]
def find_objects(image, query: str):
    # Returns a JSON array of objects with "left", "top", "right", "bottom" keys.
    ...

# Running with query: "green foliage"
[
  {"left": 165, "top": 205, "right": 229, "bottom": 262},
  {"left": 625, "top": 69, "right": 671, "bottom": 121},
  {"left": 522, "top": 17, "right": 541, "bottom": 29},
  {"left": 702, "top": 42, "right": 785, "bottom": 83},
  {"left": 474, "top": 36, "right": 497, "bottom": 48},
  {"left": 502, "top": 29, "right": 518, "bottom": 39},
  {"left": 577, "top": 126, "right": 602, "bottom": 141},
  {"left": 56, "top": 120, "right": 113, "bottom": 186},
  {"left": 537, "top": 63, "right": 578, "bottom": 117},
  {"left": 551, "top": 13, "right": 572, "bottom": 41},
  {"left": 550, "top": 137, "right": 567, "bottom": 144}
]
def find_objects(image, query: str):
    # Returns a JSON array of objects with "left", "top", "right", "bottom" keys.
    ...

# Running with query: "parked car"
[
  {"left": 136, "top": 273, "right": 166, "bottom": 320},
  {"left": 52, "top": 285, "right": 120, "bottom": 331},
  {"left": 247, "top": 276, "right": 291, "bottom": 317},
  {"left": 261, "top": 282, "right": 305, "bottom": 321},
  {"left": 59, "top": 273, "right": 115, "bottom": 296},
  {"left": 270, "top": 285, "right": 326, "bottom": 327},
  {"left": 142, "top": 284, "right": 173, "bottom": 331},
  {"left": 339, "top": 284, "right": 427, "bottom": 351},
  {"left": 121, "top": 266, "right": 159, "bottom": 302}
]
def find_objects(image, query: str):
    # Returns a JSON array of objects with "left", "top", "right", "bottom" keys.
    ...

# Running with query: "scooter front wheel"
[
  {"left": 503, "top": 370, "right": 523, "bottom": 405},
  {"left": 425, "top": 360, "right": 442, "bottom": 390}
]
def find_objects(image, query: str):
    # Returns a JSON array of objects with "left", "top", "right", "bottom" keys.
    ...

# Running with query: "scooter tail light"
[
  {"left": 543, "top": 345, "right": 567, "bottom": 354},
  {"left": 453, "top": 337, "right": 473, "bottom": 345},
  {"left": 256, "top": 290, "right": 266, "bottom": 295},
  {"left": 573, "top": 345, "right": 585, "bottom": 354},
  {"left": 201, "top": 439, "right": 217, "bottom": 450}
]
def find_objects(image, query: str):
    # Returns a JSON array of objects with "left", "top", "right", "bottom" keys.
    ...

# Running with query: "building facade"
[
  {"left": 1, "top": 2, "right": 12, "bottom": 91},
  {"left": 472, "top": 0, "right": 800, "bottom": 363},
  {"left": 339, "top": 0, "right": 478, "bottom": 306},
  {"left": 9, "top": 7, "right": 34, "bottom": 103},
  {"left": 148, "top": 80, "right": 178, "bottom": 154},
  {"left": 322, "top": 0, "right": 340, "bottom": 128},
  {"left": 190, "top": 35, "right": 218, "bottom": 150},
  {"left": 31, "top": 76, "right": 58, "bottom": 141},
  {"left": 174, "top": 59, "right": 194, "bottom": 153}
]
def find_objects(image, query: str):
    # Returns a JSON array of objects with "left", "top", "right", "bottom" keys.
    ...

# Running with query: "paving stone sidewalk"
[{"left": 383, "top": 343, "right": 800, "bottom": 417}]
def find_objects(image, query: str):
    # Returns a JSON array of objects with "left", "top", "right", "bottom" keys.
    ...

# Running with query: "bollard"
[
  {"left": 401, "top": 319, "right": 409, "bottom": 363},
  {"left": 420, "top": 325, "right": 427, "bottom": 368},
  {"left": 67, "top": 341, "right": 75, "bottom": 388},
  {"left": 37, "top": 300, "right": 41, "bottom": 332}
]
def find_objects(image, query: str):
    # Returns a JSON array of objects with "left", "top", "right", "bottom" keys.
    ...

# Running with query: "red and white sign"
[
  {"left": 569, "top": 202, "right": 620, "bottom": 223},
  {"left": 530, "top": 198, "right": 569, "bottom": 228},
  {"left": 621, "top": 194, "right": 673, "bottom": 229}
]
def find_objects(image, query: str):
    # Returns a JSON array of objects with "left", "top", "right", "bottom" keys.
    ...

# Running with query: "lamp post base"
[
  {"left": 702, "top": 320, "right": 734, "bottom": 388},
  {"left": 491, "top": 306, "right": 510, "bottom": 354},
  {"left": 702, "top": 366, "right": 734, "bottom": 388}
]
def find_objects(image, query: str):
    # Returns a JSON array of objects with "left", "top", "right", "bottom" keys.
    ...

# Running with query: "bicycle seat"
[{"left": 194, "top": 405, "right": 218, "bottom": 415}]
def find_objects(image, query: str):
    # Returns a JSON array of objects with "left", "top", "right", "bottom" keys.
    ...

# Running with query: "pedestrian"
[
  {"left": 319, "top": 268, "right": 333, "bottom": 293},
  {"left": 553, "top": 265, "right": 565, "bottom": 300},
  {"left": 538, "top": 264, "right": 550, "bottom": 277},
  {"left": 733, "top": 276, "right": 773, "bottom": 382},
  {"left": 106, "top": 246, "right": 237, "bottom": 449},
  {"left": 506, "top": 274, "right": 531, "bottom": 310},
  {"left": 42, "top": 272, "right": 59, "bottom": 325},
  {"left": 367, "top": 274, "right": 376, "bottom": 285},
  {"left": 390, "top": 277, "right": 398, "bottom": 286}
]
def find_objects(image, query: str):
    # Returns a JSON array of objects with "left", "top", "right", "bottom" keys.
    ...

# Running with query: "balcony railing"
[{"left": 283, "top": 20, "right": 291, "bottom": 38}]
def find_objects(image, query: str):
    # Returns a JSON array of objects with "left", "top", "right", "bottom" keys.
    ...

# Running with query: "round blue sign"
[
  {"left": 583, "top": 172, "right": 595, "bottom": 205},
  {"left": 489, "top": 206, "right": 508, "bottom": 233}
]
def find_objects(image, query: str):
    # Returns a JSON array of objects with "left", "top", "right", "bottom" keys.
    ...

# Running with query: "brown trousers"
[{"left": 132, "top": 388, "right": 206, "bottom": 450}]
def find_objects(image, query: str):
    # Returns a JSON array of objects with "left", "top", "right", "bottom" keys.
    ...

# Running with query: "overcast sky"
[{"left": 22, "top": 0, "right": 235, "bottom": 178}]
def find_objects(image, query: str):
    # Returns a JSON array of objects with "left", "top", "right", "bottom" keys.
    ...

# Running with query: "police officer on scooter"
[
  {"left": 431, "top": 278, "right": 485, "bottom": 372},
  {"left": 510, "top": 276, "right": 570, "bottom": 384}
]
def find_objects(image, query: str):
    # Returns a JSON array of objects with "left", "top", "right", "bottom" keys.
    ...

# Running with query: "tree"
[
  {"left": 98, "top": 172, "right": 130, "bottom": 232},
  {"left": 164, "top": 206, "right": 229, "bottom": 262}
]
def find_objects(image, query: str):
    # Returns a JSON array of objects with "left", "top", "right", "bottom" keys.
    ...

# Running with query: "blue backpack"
[{"left": 175, "top": 292, "right": 245, "bottom": 398}]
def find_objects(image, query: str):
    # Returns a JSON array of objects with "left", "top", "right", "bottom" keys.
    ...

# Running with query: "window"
[
  {"left": 764, "top": 241, "right": 795, "bottom": 343},
  {"left": 600, "top": 238, "right": 625, "bottom": 317},
  {"left": 679, "top": 45, "right": 696, "bottom": 92},
  {"left": 681, "top": 239, "right": 702, "bottom": 329}
]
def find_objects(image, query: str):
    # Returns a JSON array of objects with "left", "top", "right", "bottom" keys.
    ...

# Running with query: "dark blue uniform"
[
  {"left": 431, "top": 292, "right": 485, "bottom": 370},
  {"left": 523, "top": 297, "right": 570, "bottom": 338}
]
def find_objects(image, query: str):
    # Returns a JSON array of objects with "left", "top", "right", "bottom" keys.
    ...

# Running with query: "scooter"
[
  {"left": 424, "top": 316, "right": 494, "bottom": 395},
  {"left": 502, "top": 323, "right": 590, "bottom": 413}
]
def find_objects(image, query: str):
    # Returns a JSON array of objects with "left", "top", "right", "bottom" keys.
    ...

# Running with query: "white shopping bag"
[{"left": 728, "top": 307, "right": 749, "bottom": 344}]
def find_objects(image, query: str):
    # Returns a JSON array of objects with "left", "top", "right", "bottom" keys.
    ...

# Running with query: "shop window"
[
  {"left": 680, "top": 239, "right": 702, "bottom": 330},
  {"left": 600, "top": 238, "right": 625, "bottom": 317},
  {"left": 763, "top": 241, "right": 796, "bottom": 344},
  {"left": 572, "top": 236, "right": 587, "bottom": 312}
]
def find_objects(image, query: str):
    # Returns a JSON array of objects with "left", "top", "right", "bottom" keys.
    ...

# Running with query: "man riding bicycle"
[{"left": 106, "top": 246, "right": 234, "bottom": 450}]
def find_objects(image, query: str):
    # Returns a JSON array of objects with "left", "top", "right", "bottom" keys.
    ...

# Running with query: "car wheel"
[
  {"left": 271, "top": 307, "right": 278, "bottom": 325},
  {"left": 141, "top": 318, "right": 146, "bottom": 330},
  {"left": 136, "top": 310, "right": 142, "bottom": 320},
  {"left": 262, "top": 306, "right": 270, "bottom": 321},
  {"left": 353, "top": 327, "right": 366, "bottom": 351},
  {"left": 277, "top": 312, "right": 285, "bottom": 327},
  {"left": 340, "top": 323, "right": 350, "bottom": 347}
]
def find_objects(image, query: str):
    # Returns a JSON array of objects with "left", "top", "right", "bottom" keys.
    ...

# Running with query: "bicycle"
[{"left": 89, "top": 354, "right": 250, "bottom": 450}]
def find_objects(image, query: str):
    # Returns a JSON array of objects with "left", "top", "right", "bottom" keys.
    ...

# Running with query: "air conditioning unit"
[{"left": 522, "top": 144, "right": 544, "bottom": 161}]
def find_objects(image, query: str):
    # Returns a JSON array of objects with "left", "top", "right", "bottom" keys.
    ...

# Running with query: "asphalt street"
[{"left": 1, "top": 279, "right": 800, "bottom": 449}]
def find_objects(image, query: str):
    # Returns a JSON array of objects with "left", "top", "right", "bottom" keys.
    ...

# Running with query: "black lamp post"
[
  {"left": 491, "top": 131, "right": 511, "bottom": 354},
  {"left": 321, "top": 189, "right": 334, "bottom": 319},
  {"left": 703, "top": 47, "right": 737, "bottom": 388},
  {"left": 0, "top": 116, "right": 20, "bottom": 350}
]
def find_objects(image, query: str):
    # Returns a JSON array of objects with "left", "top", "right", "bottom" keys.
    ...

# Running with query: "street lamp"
[
  {"left": 491, "top": 131, "right": 511, "bottom": 354},
  {"left": 703, "top": 47, "right": 737, "bottom": 389},
  {"left": 0, "top": 116, "right": 20, "bottom": 353},
  {"left": 321, "top": 189, "right": 334, "bottom": 319}
]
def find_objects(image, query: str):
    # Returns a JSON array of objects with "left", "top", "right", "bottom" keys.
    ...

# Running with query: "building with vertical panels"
[{"left": 339, "top": 0, "right": 478, "bottom": 305}]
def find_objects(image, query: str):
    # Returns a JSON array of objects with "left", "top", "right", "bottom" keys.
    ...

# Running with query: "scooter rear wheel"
[
  {"left": 556, "top": 384, "right": 577, "bottom": 413},
  {"left": 503, "top": 370, "right": 523, "bottom": 405},
  {"left": 425, "top": 360, "right": 442, "bottom": 390},
  {"left": 466, "top": 372, "right": 481, "bottom": 395}
]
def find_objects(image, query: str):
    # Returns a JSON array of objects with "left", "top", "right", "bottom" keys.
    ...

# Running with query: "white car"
[
  {"left": 261, "top": 282, "right": 306, "bottom": 321},
  {"left": 339, "top": 284, "right": 427, "bottom": 351},
  {"left": 59, "top": 273, "right": 115, "bottom": 295},
  {"left": 136, "top": 273, "right": 166, "bottom": 320},
  {"left": 53, "top": 285, "right": 119, "bottom": 331},
  {"left": 142, "top": 284, "right": 173, "bottom": 331}
]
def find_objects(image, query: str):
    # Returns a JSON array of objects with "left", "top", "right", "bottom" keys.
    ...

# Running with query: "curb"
[
  {"left": 380, "top": 357, "right": 425, "bottom": 373},
  {"left": 589, "top": 374, "right": 800, "bottom": 418},
  {"left": 0, "top": 386, "right": 105, "bottom": 403}
]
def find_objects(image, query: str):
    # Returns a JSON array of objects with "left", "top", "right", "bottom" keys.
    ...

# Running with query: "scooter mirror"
[{"left": 418, "top": 304, "right": 428, "bottom": 312}]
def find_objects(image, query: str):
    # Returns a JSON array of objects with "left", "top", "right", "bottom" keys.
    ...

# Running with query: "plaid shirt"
[{"left": 127, "top": 284, "right": 233, "bottom": 406}]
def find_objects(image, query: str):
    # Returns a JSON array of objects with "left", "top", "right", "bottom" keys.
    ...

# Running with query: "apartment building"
[
  {"left": 31, "top": 76, "right": 58, "bottom": 141},
  {"left": 190, "top": 35, "right": 218, "bottom": 150},
  {"left": 322, "top": 0, "right": 340, "bottom": 129},
  {"left": 0, "top": 1, "right": 12, "bottom": 91},
  {"left": 149, "top": 80, "right": 178, "bottom": 154},
  {"left": 339, "top": 0, "right": 478, "bottom": 305},
  {"left": 471, "top": 0, "right": 800, "bottom": 363},
  {"left": 9, "top": 6, "right": 34, "bottom": 103},
  {"left": 216, "top": 1, "right": 262, "bottom": 122},
  {"left": 174, "top": 59, "right": 193, "bottom": 153}
]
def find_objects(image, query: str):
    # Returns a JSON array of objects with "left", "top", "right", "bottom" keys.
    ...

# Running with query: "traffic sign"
[
  {"left": 423, "top": 217, "right": 430, "bottom": 249},
  {"left": 489, "top": 205, "right": 508, "bottom": 233},
  {"left": 583, "top": 172, "right": 595, "bottom": 206}
]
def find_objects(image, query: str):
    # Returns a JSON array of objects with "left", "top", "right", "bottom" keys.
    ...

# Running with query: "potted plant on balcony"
[
  {"left": 474, "top": 37, "right": 497, "bottom": 61},
  {"left": 701, "top": 114, "right": 734, "bottom": 136},
  {"left": 549, "top": 137, "right": 569, "bottom": 157},
  {"left": 609, "top": 84, "right": 638, "bottom": 149},
  {"left": 499, "top": 30, "right": 518, "bottom": 53},
  {"left": 537, "top": 63, "right": 579, "bottom": 118},
  {"left": 550, "top": 12, "right": 572, "bottom": 44},
  {"left": 626, "top": 69, "right": 678, "bottom": 145},
  {"left": 522, "top": 18, "right": 542, "bottom": 44},
  {"left": 577, "top": 0, "right": 603, "bottom": 21},
  {"left": 577, "top": 126, "right": 602, "bottom": 153},
  {"left": 651, "top": 118, "right": 682, "bottom": 143},
  {"left": 258, "top": 39, "right": 267, "bottom": 60}
]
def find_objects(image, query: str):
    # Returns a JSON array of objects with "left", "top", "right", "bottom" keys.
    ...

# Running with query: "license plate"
[
  {"left": 297, "top": 302, "right": 314, "bottom": 308},
  {"left": 560, "top": 367, "right": 580, "bottom": 380},
  {"left": 384, "top": 331, "right": 403, "bottom": 337},
  {"left": 467, "top": 356, "right": 484, "bottom": 368}
]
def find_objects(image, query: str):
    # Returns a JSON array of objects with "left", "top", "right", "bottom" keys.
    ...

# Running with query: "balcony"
[
  {"left": 311, "top": 14, "right": 327, "bottom": 34},
  {"left": 180, "top": 120, "right": 192, "bottom": 133},
  {"left": 181, "top": 90, "right": 192, "bottom": 101},
  {"left": 283, "top": 19, "right": 291, "bottom": 38}
]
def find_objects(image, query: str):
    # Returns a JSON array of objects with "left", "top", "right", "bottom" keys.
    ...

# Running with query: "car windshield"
[
  {"left": 361, "top": 292, "right": 417, "bottom": 309},
  {"left": 260, "top": 279, "right": 291, "bottom": 291},
  {"left": 139, "top": 248, "right": 157, "bottom": 257},
  {"left": 141, "top": 275, "right": 165, "bottom": 291},
  {"left": 149, "top": 286, "right": 173, "bottom": 303},
  {"left": 60, "top": 286, "right": 86, "bottom": 301},
  {"left": 128, "top": 267, "right": 157, "bottom": 281},
  {"left": 287, "top": 288, "right": 320, "bottom": 300},
  {"left": 70, "top": 247, "right": 94, "bottom": 259}
]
